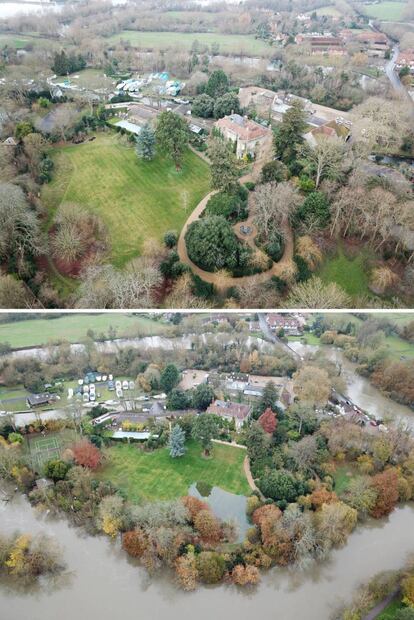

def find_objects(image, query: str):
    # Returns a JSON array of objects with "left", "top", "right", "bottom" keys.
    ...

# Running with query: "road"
[
  {"left": 258, "top": 313, "right": 302, "bottom": 361},
  {"left": 385, "top": 45, "right": 407, "bottom": 96}
]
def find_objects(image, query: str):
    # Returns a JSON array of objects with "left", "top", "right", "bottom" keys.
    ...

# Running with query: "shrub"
[
  {"left": 232, "top": 564, "right": 260, "bottom": 586},
  {"left": 44, "top": 459, "right": 70, "bottom": 482},
  {"left": 260, "top": 160, "right": 288, "bottom": 184},
  {"left": 122, "top": 529, "right": 148, "bottom": 558},
  {"left": 191, "top": 274, "right": 215, "bottom": 299},
  {"left": 264, "top": 231, "right": 284, "bottom": 262},
  {"left": 294, "top": 254, "right": 312, "bottom": 282},
  {"left": 164, "top": 230, "right": 178, "bottom": 248},
  {"left": 296, "top": 191, "right": 330, "bottom": 228},
  {"left": 270, "top": 275, "right": 287, "bottom": 293},
  {"left": 195, "top": 551, "right": 226, "bottom": 584},
  {"left": 205, "top": 185, "right": 248, "bottom": 222}
]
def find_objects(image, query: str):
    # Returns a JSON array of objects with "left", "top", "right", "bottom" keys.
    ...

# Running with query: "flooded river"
[
  {"left": 1, "top": 492, "right": 414, "bottom": 620},
  {"left": 290, "top": 341, "right": 414, "bottom": 426}
]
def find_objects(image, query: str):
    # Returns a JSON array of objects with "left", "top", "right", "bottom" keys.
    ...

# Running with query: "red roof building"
[{"left": 206, "top": 400, "right": 251, "bottom": 429}]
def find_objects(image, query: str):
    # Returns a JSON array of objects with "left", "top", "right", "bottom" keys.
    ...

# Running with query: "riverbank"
[{"left": 1, "top": 491, "right": 414, "bottom": 620}]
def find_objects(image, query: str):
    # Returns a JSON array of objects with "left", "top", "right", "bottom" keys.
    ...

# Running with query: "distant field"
[
  {"left": 42, "top": 134, "right": 210, "bottom": 268},
  {"left": 0, "top": 33, "right": 57, "bottom": 49},
  {"left": 0, "top": 314, "right": 167, "bottom": 348},
  {"left": 308, "top": 6, "right": 343, "bottom": 17},
  {"left": 359, "top": 1, "right": 407, "bottom": 21},
  {"left": 98, "top": 440, "right": 250, "bottom": 502},
  {"left": 109, "top": 30, "right": 271, "bottom": 56}
]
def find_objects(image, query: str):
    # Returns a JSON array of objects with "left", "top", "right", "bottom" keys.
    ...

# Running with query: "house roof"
[
  {"left": 27, "top": 393, "right": 52, "bottom": 407},
  {"left": 112, "top": 431, "right": 151, "bottom": 440},
  {"left": 215, "top": 114, "right": 270, "bottom": 142},
  {"left": 207, "top": 400, "right": 251, "bottom": 420}
]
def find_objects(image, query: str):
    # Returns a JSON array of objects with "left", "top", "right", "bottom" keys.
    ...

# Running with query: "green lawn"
[
  {"left": 109, "top": 31, "right": 271, "bottom": 56},
  {"left": 42, "top": 134, "right": 210, "bottom": 268},
  {"left": 377, "top": 595, "right": 403, "bottom": 619},
  {"left": 359, "top": 1, "right": 407, "bottom": 21},
  {"left": 383, "top": 334, "right": 414, "bottom": 360},
  {"left": 288, "top": 333, "right": 321, "bottom": 345},
  {"left": 333, "top": 465, "right": 355, "bottom": 494},
  {"left": 318, "top": 247, "right": 372, "bottom": 299},
  {"left": 0, "top": 314, "right": 168, "bottom": 349},
  {"left": 98, "top": 440, "right": 250, "bottom": 502}
]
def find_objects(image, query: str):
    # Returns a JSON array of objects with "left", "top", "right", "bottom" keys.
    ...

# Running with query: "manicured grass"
[
  {"left": 360, "top": 1, "right": 407, "bottom": 21},
  {"left": 318, "top": 247, "right": 372, "bottom": 299},
  {"left": 0, "top": 314, "right": 167, "bottom": 349},
  {"left": 98, "top": 440, "right": 250, "bottom": 502},
  {"left": 288, "top": 333, "right": 321, "bottom": 345},
  {"left": 42, "top": 134, "right": 210, "bottom": 267},
  {"left": 109, "top": 31, "right": 271, "bottom": 56}
]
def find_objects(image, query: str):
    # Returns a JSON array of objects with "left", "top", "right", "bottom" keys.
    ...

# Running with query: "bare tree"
[
  {"left": 254, "top": 181, "right": 302, "bottom": 239},
  {"left": 286, "top": 277, "right": 352, "bottom": 309},
  {"left": 299, "top": 136, "right": 348, "bottom": 189}
]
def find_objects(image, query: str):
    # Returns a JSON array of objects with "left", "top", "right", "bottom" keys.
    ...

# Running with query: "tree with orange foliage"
[
  {"left": 175, "top": 553, "right": 198, "bottom": 591},
  {"left": 370, "top": 469, "right": 399, "bottom": 518},
  {"left": 258, "top": 408, "right": 277, "bottom": 434},
  {"left": 232, "top": 564, "right": 260, "bottom": 586},
  {"left": 194, "top": 509, "right": 221, "bottom": 543},
  {"left": 122, "top": 530, "right": 148, "bottom": 558},
  {"left": 309, "top": 486, "right": 338, "bottom": 510},
  {"left": 252, "top": 504, "right": 282, "bottom": 552},
  {"left": 181, "top": 495, "right": 210, "bottom": 522},
  {"left": 71, "top": 440, "right": 101, "bottom": 469}
]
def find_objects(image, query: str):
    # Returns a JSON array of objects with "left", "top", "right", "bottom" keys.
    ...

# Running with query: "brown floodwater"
[
  {"left": 1, "top": 492, "right": 414, "bottom": 620},
  {"left": 289, "top": 341, "right": 414, "bottom": 425}
]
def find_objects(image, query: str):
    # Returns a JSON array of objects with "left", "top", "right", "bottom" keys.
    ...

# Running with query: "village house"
[
  {"left": 354, "top": 31, "right": 388, "bottom": 57},
  {"left": 206, "top": 400, "right": 251, "bottom": 429},
  {"left": 295, "top": 33, "right": 345, "bottom": 55},
  {"left": 214, "top": 114, "right": 271, "bottom": 159},
  {"left": 266, "top": 313, "right": 304, "bottom": 335},
  {"left": 396, "top": 49, "right": 414, "bottom": 73}
]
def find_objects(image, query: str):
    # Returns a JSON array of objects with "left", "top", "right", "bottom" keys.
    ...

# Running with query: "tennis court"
[{"left": 26, "top": 432, "right": 76, "bottom": 472}]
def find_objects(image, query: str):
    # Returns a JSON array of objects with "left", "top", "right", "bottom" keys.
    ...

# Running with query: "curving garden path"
[{"left": 177, "top": 151, "right": 294, "bottom": 291}]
